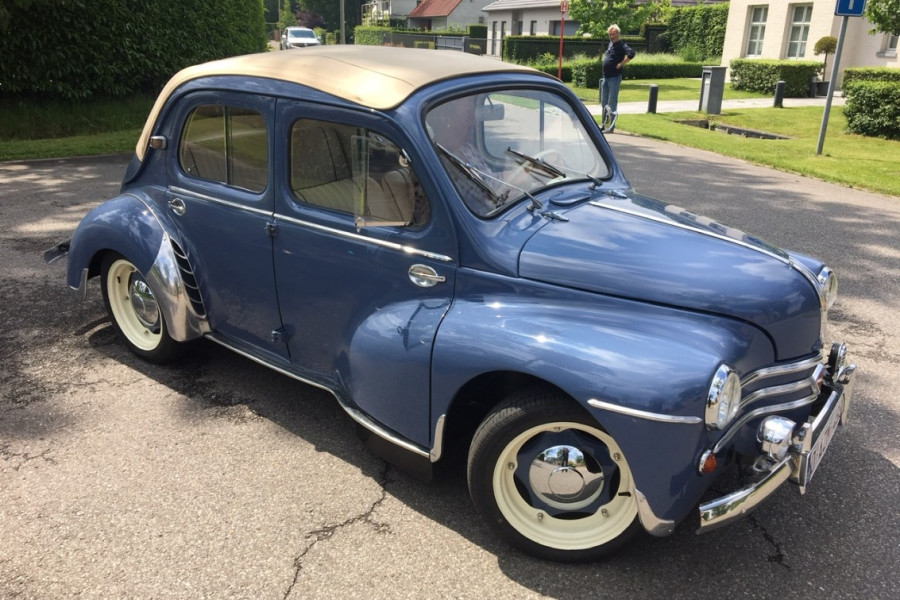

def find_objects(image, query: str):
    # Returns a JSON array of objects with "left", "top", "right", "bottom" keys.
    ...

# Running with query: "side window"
[
  {"left": 290, "top": 119, "right": 429, "bottom": 226},
  {"left": 179, "top": 105, "right": 268, "bottom": 192}
]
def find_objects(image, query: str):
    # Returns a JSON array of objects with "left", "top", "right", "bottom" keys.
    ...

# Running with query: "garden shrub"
[
  {"left": 843, "top": 68, "right": 900, "bottom": 140},
  {"left": 730, "top": 59, "right": 821, "bottom": 97}
]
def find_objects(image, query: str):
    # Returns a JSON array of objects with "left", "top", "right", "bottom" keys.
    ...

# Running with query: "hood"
[{"left": 518, "top": 191, "right": 822, "bottom": 359}]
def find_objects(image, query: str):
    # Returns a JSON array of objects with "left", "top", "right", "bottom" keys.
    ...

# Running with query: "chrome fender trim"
[
  {"left": 635, "top": 489, "right": 675, "bottom": 536},
  {"left": 145, "top": 233, "right": 209, "bottom": 341}
]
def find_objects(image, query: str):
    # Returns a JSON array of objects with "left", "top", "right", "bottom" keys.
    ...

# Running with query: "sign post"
[
  {"left": 558, "top": 1, "right": 569, "bottom": 80},
  {"left": 817, "top": 0, "right": 867, "bottom": 155}
]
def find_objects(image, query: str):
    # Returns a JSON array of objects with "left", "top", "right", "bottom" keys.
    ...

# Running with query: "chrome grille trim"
[{"left": 740, "top": 352, "right": 824, "bottom": 388}]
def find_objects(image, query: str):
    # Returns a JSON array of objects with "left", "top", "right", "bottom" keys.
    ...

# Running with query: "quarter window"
[
  {"left": 290, "top": 119, "right": 429, "bottom": 226},
  {"left": 179, "top": 105, "right": 268, "bottom": 192},
  {"left": 787, "top": 5, "right": 813, "bottom": 58},
  {"left": 746, "top": 6, "right": 768, "bottom": 57}
]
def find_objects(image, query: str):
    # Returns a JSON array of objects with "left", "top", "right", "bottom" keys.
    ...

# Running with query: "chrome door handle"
[
  {"left": 408, "top": 264, "right": 446, "bottom": 288},
  {"left": 168, "top": 197, "right": 186, "bottom": 216}
]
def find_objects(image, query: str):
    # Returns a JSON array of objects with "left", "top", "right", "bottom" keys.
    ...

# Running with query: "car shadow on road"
[{"left": 80, "top": 323, "right": 900, "bottom": 599}]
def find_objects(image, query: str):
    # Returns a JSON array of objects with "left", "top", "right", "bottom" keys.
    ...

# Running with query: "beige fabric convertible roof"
[{"left": 136, "top": 46, "right": 549, "bottom": 160}]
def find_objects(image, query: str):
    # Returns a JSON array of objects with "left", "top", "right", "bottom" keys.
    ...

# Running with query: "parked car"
[
  {"left": 46, "top": 46, "right": 856, "bottom": 562},
  {"left": 280, "top": 26, "right": 320, "bottom": 49}
]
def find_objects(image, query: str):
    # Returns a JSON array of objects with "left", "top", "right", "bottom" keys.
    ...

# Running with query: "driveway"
[{"left": 1, "top": 144, "right": 898, "bottom": 599}]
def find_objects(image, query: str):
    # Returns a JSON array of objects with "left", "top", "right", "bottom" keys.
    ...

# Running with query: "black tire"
[
  {"left": 468, "top": 388, "right": 641, "bottom": 562},
  {"left": 100, "top": 253, "right": 184, "bottom": 364}
]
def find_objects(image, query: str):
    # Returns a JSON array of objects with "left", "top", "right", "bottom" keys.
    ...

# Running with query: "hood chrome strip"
[{"left": 589, "top": 200, "right": 791, "bottom": 265}]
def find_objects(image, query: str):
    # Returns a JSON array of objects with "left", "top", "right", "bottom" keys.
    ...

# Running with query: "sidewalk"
[{"left": 585, "top": 94, "right": 845, "bottom": 116}]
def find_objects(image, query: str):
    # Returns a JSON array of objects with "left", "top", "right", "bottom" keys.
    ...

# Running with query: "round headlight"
[
  {"left": 818, "top": 266, "right": 838, "bottom": 310},
  {"left": 705, "top": 364, "right": 742, "bottom": 430}
]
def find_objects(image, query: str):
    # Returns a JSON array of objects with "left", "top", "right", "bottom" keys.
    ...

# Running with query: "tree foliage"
[
  {"left": 865, "top": 0, "right": 900, "bottom": 36},
  {"left": 0, "top": 0, "right": 267, "bottom": 99},
  {"left": 568, "top": 0, "right": 660, "bottom": 37}
]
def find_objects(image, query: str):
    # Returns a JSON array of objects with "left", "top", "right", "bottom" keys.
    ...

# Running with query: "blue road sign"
[{"left": 835, "top": 0, "right": 866, "bottom": 16}]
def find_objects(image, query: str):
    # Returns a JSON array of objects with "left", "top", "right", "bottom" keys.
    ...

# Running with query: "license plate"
[{"left": 805, "top": 394, "right": 844, "bottom": 485}]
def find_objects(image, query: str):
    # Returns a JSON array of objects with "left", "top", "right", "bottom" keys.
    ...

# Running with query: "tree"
[
  {"left": 813, "top": 36, "right": 837, "bottom": 80},
  {"left": 568, "top": 0, "right": 660, "bottom": 38},
  {"left": 865, "top": 0, "right": 900, "bottom": 36},
  {"left": 279, "top": 0, "right": 298, "bottom": 29}
]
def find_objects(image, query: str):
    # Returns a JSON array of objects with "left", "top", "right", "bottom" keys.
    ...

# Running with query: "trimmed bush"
[
  {"left": 843, "top": 68, "right": 900, "bottom": 140},
  {"left": 666, "top": 2, "right": 728, "bottom": 61},
  {"left": 355, "top": 25, "right": 392, "bottom": 46},
  {"left": 572, "top": 59, "right": 704, "bottom": 89},
  {"left": 730, "top": 59, "right": 821, "bottom": 97},
  {"left": 0, "top": 0, "right": 267, "bottom": 100},
  {"left": 503, "top": 35, "right": 647, "bottom": 63}
]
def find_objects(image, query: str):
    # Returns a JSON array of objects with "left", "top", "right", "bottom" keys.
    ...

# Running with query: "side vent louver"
[{"left": 169, "top": 239, "right": 207, "bottom": 318}]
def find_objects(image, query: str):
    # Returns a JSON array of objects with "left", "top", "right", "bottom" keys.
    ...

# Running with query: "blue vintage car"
[{"left": 47, "top": 46, "right": 856, "bottom": 561}]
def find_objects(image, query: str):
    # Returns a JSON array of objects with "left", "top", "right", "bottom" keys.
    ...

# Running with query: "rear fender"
[{"left": 67, "top": 193, "right": 208, "bottom": 341}]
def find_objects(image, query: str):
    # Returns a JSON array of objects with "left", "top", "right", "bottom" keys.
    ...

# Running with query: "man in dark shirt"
[{"left": 600, "top": 24, "right": 635, "bottom": 133}]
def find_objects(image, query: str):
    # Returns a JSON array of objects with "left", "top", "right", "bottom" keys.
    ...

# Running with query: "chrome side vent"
[{"left": 169, "top": 239, "right": 207, "bottom": 318}]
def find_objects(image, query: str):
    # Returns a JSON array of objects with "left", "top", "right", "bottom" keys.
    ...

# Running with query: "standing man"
[{"left": 600, "top": 24, "right": 635, "bottom": 133}]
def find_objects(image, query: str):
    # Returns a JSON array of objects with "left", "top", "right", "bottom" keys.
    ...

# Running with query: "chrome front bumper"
[{"left": 697, "top": 361, "right": 856, "bottom": 532}]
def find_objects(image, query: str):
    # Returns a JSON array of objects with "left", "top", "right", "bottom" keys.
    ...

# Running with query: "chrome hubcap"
[
  {"left": 514, "top": 429, "right": 616, "bottom": 517},
  {"left": 128, "top": 277, "right": 160, "bottom": 331}
]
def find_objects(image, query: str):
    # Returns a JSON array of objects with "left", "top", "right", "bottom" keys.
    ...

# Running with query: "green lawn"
[{"left": 566, "top": 78, "right": 770, "bottom": 104}]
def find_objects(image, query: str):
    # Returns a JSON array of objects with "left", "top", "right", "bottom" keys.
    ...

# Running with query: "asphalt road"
[{"left": 1, "top": 140, "right": 898, "bottom": 599}]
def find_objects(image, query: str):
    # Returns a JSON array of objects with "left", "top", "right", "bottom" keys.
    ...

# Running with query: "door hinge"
[
  {"left": 265, "top": 221, "right": 278, "bottom": 237},
  {"left": 271, "top": 327, "right": 289, "bottom": 344}
]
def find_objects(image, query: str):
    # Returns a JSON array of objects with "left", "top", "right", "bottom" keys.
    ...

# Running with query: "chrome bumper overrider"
[{"left": 697, "top": 361, "right": 856, "bottom": 532}]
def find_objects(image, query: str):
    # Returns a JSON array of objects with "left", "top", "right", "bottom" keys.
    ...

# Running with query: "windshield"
[
  {"left": 426, "top": 89, "right": 609, "bottom": 216},
  {"left": 289, "top": 29, "right": 316, "bottom": 39}
]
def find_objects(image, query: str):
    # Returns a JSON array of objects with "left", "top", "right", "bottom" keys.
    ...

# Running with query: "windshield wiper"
[
  {"left": 507, "top": 147, "right": 604, "bottom": 189},
  {"left": 436, "top": 144, "right": 545, "bottom": 212},
  {"left": 435, "top": 143, "right": 503, "bottom": 205},
  {"left": 506, "top": 148, "right": 566, "bottom": 178}
]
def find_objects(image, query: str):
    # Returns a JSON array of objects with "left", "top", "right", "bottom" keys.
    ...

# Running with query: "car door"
[
  {"left": 272, "top": 102, "right": 457, "bottom": 448},
  {"left": 165, "top": 92, "right": 289, "bottom": 360}
]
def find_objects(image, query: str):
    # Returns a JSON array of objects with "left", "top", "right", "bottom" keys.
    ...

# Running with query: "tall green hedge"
[
  {"left": 665, "top": 2, "right": 728, "bottom": 61},
  {"left": 730, "top": 59, "right": 821, "bottom": 97},
  {"left": 0, "top": 0, "right": 267, "bottom": 99}
]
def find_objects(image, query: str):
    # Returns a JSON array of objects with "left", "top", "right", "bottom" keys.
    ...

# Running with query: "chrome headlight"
[
  {"left": 705, "top": 364, "right": 742, "bottom": 430},
  {"left": 817, "top": 266, "right": 838, "bottom": 310}
]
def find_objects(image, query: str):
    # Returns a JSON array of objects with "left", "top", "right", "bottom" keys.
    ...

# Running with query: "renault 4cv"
[{"left": 46, "top": 46, "right": 857, "bottom": 561}]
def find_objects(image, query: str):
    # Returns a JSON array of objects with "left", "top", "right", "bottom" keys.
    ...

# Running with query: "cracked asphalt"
[{"left": 1, "top": 138, "right": 898, "bottom": 599}]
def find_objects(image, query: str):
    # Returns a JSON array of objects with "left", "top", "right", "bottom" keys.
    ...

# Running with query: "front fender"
[
  {"left": 67, "top": 193, "right": 208, "bottom": 341},
  {"left": 431, "top": 270, "right": 774, "bottom": 522}
]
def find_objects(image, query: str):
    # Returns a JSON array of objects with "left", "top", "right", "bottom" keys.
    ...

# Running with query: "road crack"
[
  {"left": 0, "top": 443, "right": 57, "bottom": 471},
  {"left": 283, "top": 462, "right": 393, "bottom": 600},
  {"left": 748, "top": 514, "right": 791, "bottom": 570}
]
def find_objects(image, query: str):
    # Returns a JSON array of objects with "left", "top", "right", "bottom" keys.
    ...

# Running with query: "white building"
[
  {"left": 722, "top": 0, "right": 898, "bottom": 85},
  {"left": 482, "top": 1, "right": 579, "bottom": 56}
]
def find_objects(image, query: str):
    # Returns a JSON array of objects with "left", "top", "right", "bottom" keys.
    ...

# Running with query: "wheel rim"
[
  {"left": 493, "top": 421, "right": 638, "bottom": 551},
  {"left": 106, "top": 259, "right": 163, "bottom": 352}
]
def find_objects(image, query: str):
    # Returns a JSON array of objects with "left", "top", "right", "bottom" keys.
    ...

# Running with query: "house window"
[
  {"left": 530, "top": 20, "right": 537, "bottom": 35},
  {"left": 889, "top": 34, "right": 899, "bottom": 52},
  {"left": 787, "top": 5, "right": 813, "bottom": 58},
  {"left": 746, "top": 6, "right": 767, "bottom": 57}
]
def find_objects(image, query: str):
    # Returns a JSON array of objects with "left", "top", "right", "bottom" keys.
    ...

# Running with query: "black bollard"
[
  {"left": 648, "top": 84, "right": 659, "bottom": 114},
  {"left": 774, "top": 80, "right": 785, "bottom": 108}
]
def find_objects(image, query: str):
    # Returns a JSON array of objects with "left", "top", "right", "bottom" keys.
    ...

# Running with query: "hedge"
[
  {"left": 665, "top": 2, "right": 728, "bottom": 61},
  {"left": 842, "top": 68, "right": 900, "bottom": 140},
  {"left": 502, "top": 35, "right": 647, "bottom": 63},
  {"left": 730, "top": 59, "right": 821, "bottom": 97},
  {"left": 0, "top": 0, "right": 267, "bottom": 100},
  {"left": 572, "top": 61, "right": 704, "bottom": 88}
]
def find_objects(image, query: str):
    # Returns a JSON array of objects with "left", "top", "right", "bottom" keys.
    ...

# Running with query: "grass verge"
[{"left": 612, "top": 106, "right": 900, "bottom": 197}]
